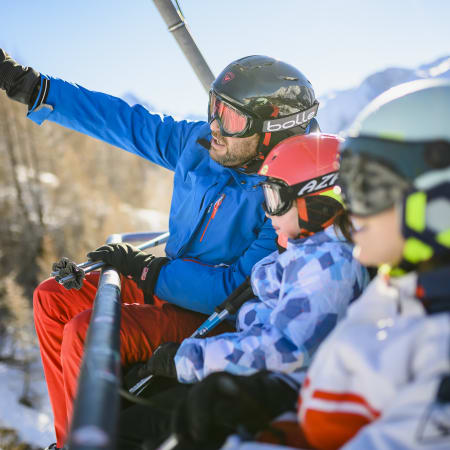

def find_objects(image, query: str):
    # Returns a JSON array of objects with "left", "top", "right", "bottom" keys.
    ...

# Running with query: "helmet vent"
[{"left": 280, "top": 76, "right": 299, "bottom": 81}]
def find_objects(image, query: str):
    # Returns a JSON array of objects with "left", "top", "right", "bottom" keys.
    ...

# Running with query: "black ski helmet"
[{"left": 210, "top": 55, "right": 319, "bottom": 173}]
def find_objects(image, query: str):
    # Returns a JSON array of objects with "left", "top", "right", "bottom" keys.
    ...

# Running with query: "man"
[{"left": 0, "top": 52, "right": 319, "bottom": 448}]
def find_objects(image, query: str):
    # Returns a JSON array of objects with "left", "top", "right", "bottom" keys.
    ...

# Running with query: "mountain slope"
[{"left": 317, "top": 55, "right": 450, "bottom": 133}]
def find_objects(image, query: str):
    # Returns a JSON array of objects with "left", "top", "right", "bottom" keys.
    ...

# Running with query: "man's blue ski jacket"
[{"left": 28, "top": 77, "right": 277, "bottom": 314}]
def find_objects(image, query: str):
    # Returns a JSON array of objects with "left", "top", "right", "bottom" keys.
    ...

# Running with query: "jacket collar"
[
  {"left": 207, "top": 149, "right": 267, "bottom": 192},
  {"left": 416, "top": 266, "right": 450, "bottom": 315},
  {"left": 388, "top": 266, "right": 450, "bottom": 315},
  {"left": 286, "top": 225, "right": 342, "bottom": 249}
]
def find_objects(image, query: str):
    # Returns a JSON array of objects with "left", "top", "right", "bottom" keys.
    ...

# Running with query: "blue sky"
[{"left": 1, "top": 0, "right": 449, "bottom": 116}]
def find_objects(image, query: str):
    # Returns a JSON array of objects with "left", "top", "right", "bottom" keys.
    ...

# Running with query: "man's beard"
[
  {"left": 209, "top": 146, "right": 246, "bottom": 167},
  {"left": 209, "top": 134, "right": 259, "bottom": 168}
]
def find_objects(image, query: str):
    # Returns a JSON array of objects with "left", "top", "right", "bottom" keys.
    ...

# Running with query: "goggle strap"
[
  {"left": 240, "top": 133, "right": 271, "bottom": 173},
  {"left": 297, "top": 198, "right": 308, "bottom": 221},
  {"left": 292, "top": 172, "right": 339, "bottom": 197},
  {"left": 262, "top": 102, "right": 319, "bottom": 133}
]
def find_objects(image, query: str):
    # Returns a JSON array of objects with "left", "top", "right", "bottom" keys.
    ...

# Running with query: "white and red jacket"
[{"left": 298, "top": 269, "right": 450, "bottom": 449}]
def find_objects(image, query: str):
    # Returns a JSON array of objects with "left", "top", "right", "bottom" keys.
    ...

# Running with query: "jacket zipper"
[{"left": 199, "top": 193, "right": 226, "bottom": 242}]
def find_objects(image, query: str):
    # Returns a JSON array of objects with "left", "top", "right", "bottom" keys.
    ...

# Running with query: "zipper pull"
[
  {"left": 211, "top": 194, "right": 226, "bottom": 219},
  {"left": 200, "top": 194, "right": 226, "bottom": 242}
]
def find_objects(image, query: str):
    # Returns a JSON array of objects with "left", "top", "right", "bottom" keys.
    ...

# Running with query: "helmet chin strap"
[
  {"left": 236, "top": 132, "right": 270, "bottom": 174},
  {"left": 296, "top": 196, "right": 342, "bottom": 237}
]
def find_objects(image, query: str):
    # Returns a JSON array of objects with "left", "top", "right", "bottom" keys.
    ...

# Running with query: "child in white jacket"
[{"left": 297, "top": 79, "right": 450, "bottom": 449}]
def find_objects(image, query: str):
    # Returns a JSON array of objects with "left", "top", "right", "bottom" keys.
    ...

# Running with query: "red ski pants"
[{"left": 33, "top": 272, "right": 231, "bottom": 447}]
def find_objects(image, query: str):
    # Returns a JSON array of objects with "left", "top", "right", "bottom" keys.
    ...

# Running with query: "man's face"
[{"left": 209, "top": 119, "right": 260, "bottom": 167}]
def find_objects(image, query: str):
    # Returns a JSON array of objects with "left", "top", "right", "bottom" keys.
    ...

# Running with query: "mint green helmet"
[
  {"left": 339, "top": 78, "right": 450, "bottom": 271},
  {"left": 348, "top": 78, "right": 450, "bottom": 143}
]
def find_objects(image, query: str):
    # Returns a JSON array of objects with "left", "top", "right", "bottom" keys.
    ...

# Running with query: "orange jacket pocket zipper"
[{"left": 200, "top": 194, "right": 226, "bottom": 242}]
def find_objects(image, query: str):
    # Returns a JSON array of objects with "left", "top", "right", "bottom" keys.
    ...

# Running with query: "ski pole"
[
  {"left": 50, "top": 259, "right": 101, "bottom": 277},
  {"left": 191, "top": 278, "right": 253, "bottom": 338},
  {"left": 128, "top": 278, "right": 254, "bottom": 396},
  {"left": 51, "top": 260, "right": 104, "bottom": 279},
  {"left": 157, "top": 425, "right": 252, "bottom": 450},
  {"left": 52, "top": 231, "right": 170, "bottom": 285},
  {"left": 157, "top": 434, "right": 179, "bottom": 450}
]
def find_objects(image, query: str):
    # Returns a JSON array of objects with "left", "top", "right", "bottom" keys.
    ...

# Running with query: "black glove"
[
  {"left": 87, "top": 243, "right": 169, "bottom": 300},
  {"left": 52, "top": 257, "right": 86, "bottom": 290},
  {"left": 437, "top": 375, "right": 450, "bottom": 403},
  {"left": 125, "top": 343, "right": 180, "bottom": 389},
  {"left": 0, "top": 49, "right": 42, "bottom": 107},
  {"left": 172, "top": 371, "right": 298, "bottom": 447}
]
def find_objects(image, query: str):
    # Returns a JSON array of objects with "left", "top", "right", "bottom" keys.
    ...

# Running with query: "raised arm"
[
  {"left": 0, "top": 49, "right": 205, "bottom": 170},
  {"left": 27, "top": 76, "right": 207, "bottom": 170}
]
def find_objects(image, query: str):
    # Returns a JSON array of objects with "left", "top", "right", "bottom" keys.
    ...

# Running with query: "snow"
[
  {"left": 15, "top": 165, "right": 60, "bottom": 188},
  {"left": 316, "top": 55, "right": 450, "bottom": 134},
  {"left": 122, "top": 91, "right": 205, "bottom": 122},
  {"left": 0, "top": 359, "right": 55, "bottom": 448}
]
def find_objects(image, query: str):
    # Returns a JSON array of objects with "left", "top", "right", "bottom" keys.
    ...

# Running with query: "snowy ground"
[{"left": 0, "top": 357, "right": 55, "bottom": 449}]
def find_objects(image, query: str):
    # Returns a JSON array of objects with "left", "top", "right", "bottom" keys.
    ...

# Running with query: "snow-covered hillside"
[
  {"left": 317, "top": 55, "right": 450, "bottom": 133},
  {"left": 0, "top": 360, "right": 54, "bottom": 448}
]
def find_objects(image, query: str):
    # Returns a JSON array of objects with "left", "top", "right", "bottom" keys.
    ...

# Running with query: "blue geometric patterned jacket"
[{"left": 175, "top": 226, "right": 369, "bottom": 382}]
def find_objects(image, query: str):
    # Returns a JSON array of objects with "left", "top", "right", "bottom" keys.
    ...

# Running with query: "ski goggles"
[
  {"left": 261, "top": 172, "right": 339, "bottom": 216},
  {"left": 339, "top": 152, "right": 411, "bottom": 217},
  {"left": 261, "top": 179, "right": 295, "bottom": 216},
  {"left": 208, "top": 91, "right": 320, "bottom": 138},
  {"left": 208, "top": 91, "right": 255, "bottom": 137}
]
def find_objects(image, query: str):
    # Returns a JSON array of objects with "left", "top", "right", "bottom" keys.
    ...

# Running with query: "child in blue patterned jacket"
[{"left": 173, "top": 134, "right": 369, "bottom": 383}]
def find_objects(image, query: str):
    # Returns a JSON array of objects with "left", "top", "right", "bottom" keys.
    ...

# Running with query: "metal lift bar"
[
  {"left": 153, "top": 0, "right": 215, "bottom": 93},
  {"left": 67, "top": 232, "right": 169, "bottom": 449},
  {"left": 67, "top": 238, "right": 122, "bottom": 450}
]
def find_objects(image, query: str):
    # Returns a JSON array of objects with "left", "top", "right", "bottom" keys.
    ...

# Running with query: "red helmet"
[{"left": 258, "top": 134, "right": 343, "bottom": 233}]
